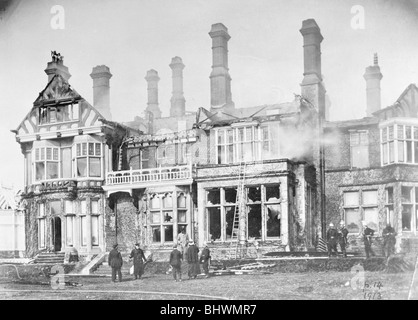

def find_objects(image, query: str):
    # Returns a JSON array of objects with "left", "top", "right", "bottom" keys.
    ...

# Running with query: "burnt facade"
[{"left": 14, "top": 19, "right": 418, "bottom": 260}]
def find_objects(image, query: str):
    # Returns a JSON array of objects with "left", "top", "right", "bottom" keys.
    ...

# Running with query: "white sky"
[{"left": 1, "top": 0, "right": 418, "bottom": 189}]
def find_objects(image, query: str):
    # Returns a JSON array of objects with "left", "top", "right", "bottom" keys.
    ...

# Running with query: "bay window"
[
  {"left": 381, "top": 124, "right": 418, "bottom": 165},
  {"left": 75, "top": 142, "right": 102, "bottom": 178},
  {"left": 35, "top": 147, "right": 59, "bottom": 181}
]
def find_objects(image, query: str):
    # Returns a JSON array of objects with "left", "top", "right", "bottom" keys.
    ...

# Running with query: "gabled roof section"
[
  {"left": 33, "top": 74, "right": 82, "bottom": 106},
  {"left": 373, "top": 84, "right": 418, "bottom": 120}
]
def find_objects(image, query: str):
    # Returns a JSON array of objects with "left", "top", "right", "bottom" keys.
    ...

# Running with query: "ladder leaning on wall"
[{"left": 230, "top": 161, "right": 248, "bottom": 259}]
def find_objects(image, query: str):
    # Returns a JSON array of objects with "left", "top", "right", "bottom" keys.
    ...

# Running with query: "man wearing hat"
[
  {"left": 326, "top": 223, "right": 338, "bottom": 257},
  {"left": 338, "top": 221, "right": 349, "bottom": 258},
  {"left": 199, "top": 242, "right": 211, "bottom": 278},
  {"left": 108, "top": 244, "right": 123, "bottom": 283},
  {"left": 129, "top": 243, "right": 146, "bottom": 280},
  {"left": 362, "top": 221, "right": 375, "bottom": 259},
  {"left": 186, "top": 240, "right": 200, "bottom": 279},
  {"left": 169, "top": 244, "right": 183, "bottom": 282}
]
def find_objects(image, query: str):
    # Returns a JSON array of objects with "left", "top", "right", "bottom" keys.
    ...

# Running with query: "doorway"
[{"left": 51, "top": 217, "right": 62, "bottom": 252}]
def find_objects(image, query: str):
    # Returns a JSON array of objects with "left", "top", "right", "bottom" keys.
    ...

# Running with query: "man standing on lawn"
[
  {"left": 169, "top": 244, "right": 183, "bottom": 282},
  {"left": 108, "top": 244, "right": 123, "bottom": 283},
  {"left": 200, "top": 242, "right": 211, "bottom": 278},
  {"left": 129, "top": 243, "right": 146, "bottom": 280},
  {"left": 187, "top": 240, "right": 200, "bottom": 279}
]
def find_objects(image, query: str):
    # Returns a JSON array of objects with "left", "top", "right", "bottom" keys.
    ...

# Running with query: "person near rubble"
[
  {"left": 326, "top": 223, "right": 338, "bottom": 257},
  {"left": 382, "top": 223, "right": 396, "bottom": 258},
  {"left": 169, "top": 244, "right": 183, "bottom": 282},
  {"left": 129, "top": 243, "right": 146, "bottom": 280},
  {"left": 338, "top": 221, "right": 349, "bottom": 258},
  {"left": 362, "top": 221, "right": 376, "bottom": 259},
  {"left": 186, "top": 240, "right": 200, "bottom": 279},
  {"left": 108, "top": 243, "right": 123, "bottom": 283},
  {"left": 199, "top": 242, "right": 211, "bottom": 278}
]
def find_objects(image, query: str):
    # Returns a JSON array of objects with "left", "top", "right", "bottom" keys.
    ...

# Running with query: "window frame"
[{"left": 74, "top": 142, "right": 102, "bottom": 178}]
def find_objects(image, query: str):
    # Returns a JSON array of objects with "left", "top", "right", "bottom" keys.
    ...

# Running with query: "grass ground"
[{"left": 0, "top": 270, "right": 415, "bottom": 300}]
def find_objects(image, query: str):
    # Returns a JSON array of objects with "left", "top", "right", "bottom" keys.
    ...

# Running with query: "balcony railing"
[{"left": 106, "top": 164, "right": 193, "bottom": 186}]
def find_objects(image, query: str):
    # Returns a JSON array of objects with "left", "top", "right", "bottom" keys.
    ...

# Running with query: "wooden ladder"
[{"left": 230, "top": 161, "right": 247, "bottom": 259}]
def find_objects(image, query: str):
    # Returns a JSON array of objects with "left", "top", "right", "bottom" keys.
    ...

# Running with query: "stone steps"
[{"left": 34, "top": 252, "right": 65, "bottom": 265}]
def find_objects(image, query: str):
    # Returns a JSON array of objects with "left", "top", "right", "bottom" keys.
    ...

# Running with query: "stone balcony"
[{"left": 103, "top": 164, "right": 193, "bottom": 195}]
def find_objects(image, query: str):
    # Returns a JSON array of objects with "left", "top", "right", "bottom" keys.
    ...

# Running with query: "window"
[
  {"left": 35, "top": 147, "right": 60, "bottom": 181},
  {"left": 91, "top": 199, "right": 99, "bottom": 246},
  {"left": 215, "top": 125, "right": 279, "bottom": 164},
  {"left": 350, "top": 131, "right": 369, "bottom": 168},
  {"left": 65, "top": 200, "right": 74, "bottom": 246},
  {"left": 75, "top": 142, "right": 102, "bottom": 178},
  {"left": 381, "top": 124, "right": 418, "bottom": 165},
  {"left": 140, "top": 149, "right": 149, "bottom": 169},
  {"left": 178, "top": 143, "right": 191, "bottom": 164},
  {"left": 401, "top": 187, "right": 413, "bottom": 231},
  {"left": 38, "top": 203, "right": 46, "bottom": 249},
  {"left": 385, "top": 187, "right": 395, "bottom": 227},
  {"left": 80, "top": 200, "right": 87, "bottom": 246},
  {"left": 149, "top": 192, "right": 188, "bottom": 244},
  {"left": 39, "top": 104, "right": 79, "bottom": 125},
  {"left": 205, "top": 184, "right": 281, "bottom": 242},
  {"left": 343, "top": 190, "right": 378, "bottom": 233}
]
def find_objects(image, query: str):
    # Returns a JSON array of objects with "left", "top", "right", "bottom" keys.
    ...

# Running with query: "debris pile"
[{"left": 210, "top": 261, "right": 275, "bottom": 276}]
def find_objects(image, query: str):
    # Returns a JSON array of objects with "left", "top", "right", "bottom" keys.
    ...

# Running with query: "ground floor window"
[
  {"left": 343, "top": 189, "right": 378, "bottom": 233},
  {"left": 205, "top": 184, "right": 281, "bottom": 242},
  {"left": 149, "top": 192, "right": 189, "bottom": 244},
  {"left": 400, "top": 186, "right": 418, "bottom": 232}
]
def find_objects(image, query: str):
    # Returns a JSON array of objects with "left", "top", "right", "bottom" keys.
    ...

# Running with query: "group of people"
[
  {"left": 107, "top": 227, "right": 211, "bottom": 283},
  {"left": 108, "top": 243, "right": 147, "bottom": 282},
  {"left": 326, "top": 220, "right": 397, "bottom": 259}
]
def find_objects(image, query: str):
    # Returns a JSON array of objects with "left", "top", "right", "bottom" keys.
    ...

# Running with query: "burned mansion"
[{"left": 12, "top": 19, "right": 418, "bottom": 260}]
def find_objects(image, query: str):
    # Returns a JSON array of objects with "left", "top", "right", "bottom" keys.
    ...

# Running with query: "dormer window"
[{"left": 39, "top": 103, "right": 79, "bottom": 125}]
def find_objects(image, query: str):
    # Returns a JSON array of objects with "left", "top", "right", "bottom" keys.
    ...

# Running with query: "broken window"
[
  {"left": 207, "top": 207, "right": 221, "bottom": 241},
  {"left": 224, "top": 188, "right": 237, "bottom": 205},
  {"left": 346, "top": 208, "right": 361, "bottom": 233},
  {"left": 266, "top": 204, "right": 281, "bottom": 237},
  {"left": 225, "top": 206, "right": 235, "bottom": 240},
  {"left": 247, "top": 205, "right": 261, "bottom": 239},
  {"left": 247, "top": 186, "right": 261, "bottom": 203},
  {"left": 266, "top": 185, "right": 280, "bottom": 202},
  {"left": 164, "top": 225, "right": 173, "bottom": 242},
  {"left": 207, "top": 189, "right": 220, "bottom": 205}
]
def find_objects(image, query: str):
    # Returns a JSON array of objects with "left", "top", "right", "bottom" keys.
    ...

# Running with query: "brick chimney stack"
[
  {"left": 145, "top": 69, "right": 161, "bottom": 119},
  {"left": 45, "top": 53, "right": 71, "bottom": 82},
  {"left": 90, "top": 65, "right": 113, "bottom": 120},
  {"left": 300, "top": 19, "right": 326, "bottom": 118},
  {"left": 363, "top": 53, "right": 383, "bottom": 116},
  {"left": 169, "top": 56, "right": 186, "bottom": 117},
  {"left": 209, "top": 23, "right": 234, "bottom": 113}
]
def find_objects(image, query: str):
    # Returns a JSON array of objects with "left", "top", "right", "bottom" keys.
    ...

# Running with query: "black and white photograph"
[{"left": 0, "top": 0, "right": 418, "bottom": 307}]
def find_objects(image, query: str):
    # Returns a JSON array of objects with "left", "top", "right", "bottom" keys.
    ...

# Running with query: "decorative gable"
[{"left": 34, "top": 74, "right": 81, "bottom": 106}]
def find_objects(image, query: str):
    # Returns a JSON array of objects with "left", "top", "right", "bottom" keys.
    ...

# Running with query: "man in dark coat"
[
  {"left": 326, "top": 223, "right": 338, "bottom": 257},
  {"left": 382, "top": 224, "right": 396, "bottom": 258},
  {"left": 169, "top": 244, "right": 183, "bottom": 282},
  {"left": 129, "top": 243, "right": 146, "bottom": 280},
  {"left": 362, "top": 221, "right": 375, "bottom": 259},
  {"left": 199, "top": 242, "right": 211, "bottom": 278},
  {"left": 108, "top": 244, "right": 123, "bottom": 282},
  {"left": 338, "top": 221, "right": 349, "bottom": 258},
  {"left": 186, "top": 240, "right": 200, "bottom": 279}
]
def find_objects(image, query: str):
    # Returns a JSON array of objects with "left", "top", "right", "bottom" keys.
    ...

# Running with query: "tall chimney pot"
[
  {"left": 209, "top": 23, "right": 234, "bottom": 112},
  {"left": 90, "top": 65, "right": 113, "bottom": 120},
  {"left": 169, "top": 56, "right": 186, "bottom": 117},
  {"left": 364, "top": 53, "right": 383, "bottom": 116},
  {"left": 145, "top": 69, "right": 161, "bottom": 119}
]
